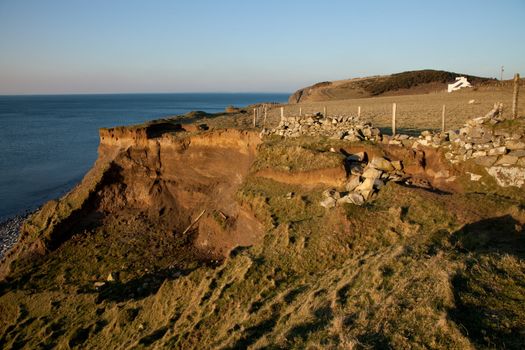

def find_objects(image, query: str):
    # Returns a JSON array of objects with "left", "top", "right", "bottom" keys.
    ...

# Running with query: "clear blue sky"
[{"left": 0, "top": 0, "right": 524, "bottom": 94}]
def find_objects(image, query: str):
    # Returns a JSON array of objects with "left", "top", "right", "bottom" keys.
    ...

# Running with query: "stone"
[
  {"left": 355, "top": 178, "right": 375, "bottom": 193},
  {"left": 107, "top": 273, "right": 116, "bottom": 282},
  {"left": 373, "top": 179, "right": 385, "bottom": 189},
  {"left": 346, "top": 152, "right": 365, "bottom": 162},
  {"left": 347, "top": 192, "right": 365, "bottom": 205},
  {"left": 487, "top": 146, "right": 507, "bottom": 156},
  {"left": 391, "top": 160, "right": 403, "bottom": 170},
  {"left": 345, "top": 175, "right": 361, "bottom": 192},
  {"left": 474, "top": 156, "right": 499, "bottom": 167},
  {"left": 508, "top": 150, "right": 525, "bottom": 158},
  {"left": 349, "top": 163, "right": 364, "bottom": 176},
  {"left": 505, "top": 140, "right": 525, "bottom": 150},
  {"left": 362, "top": 167, "right": 382, "bottom": 179},
  {"left": 94, "top": 282, "right": 106, "bottom": 288},
  {"left": 495, "top": 155, "right": 519, "bottom": 166},
  {"left": 467, "top": 172, "right": 482, "bottom": 181},
  {"left": 369, "top": 157, "right": 394, "bottom": 171},
  {"left": 487, "top": 166, "right": 525, "bottom": 188},
  {"left": 472, "top": 151, "right": 487, "bottom": 158},
  {"left": 320, "top": 197, "right": 336, "bottom": 209}
]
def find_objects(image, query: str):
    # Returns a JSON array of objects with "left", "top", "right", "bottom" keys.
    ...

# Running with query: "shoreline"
[{"left": 0, "top": 211, "right": 32, "bottom": 259}]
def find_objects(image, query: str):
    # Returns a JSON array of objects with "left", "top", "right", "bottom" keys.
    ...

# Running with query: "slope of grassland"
[
  {"left": 1, "top": 116, "right": 524, "bottom": 349},
  {"left": 289, "top": 70, "right": 494, "bottom": 104}
]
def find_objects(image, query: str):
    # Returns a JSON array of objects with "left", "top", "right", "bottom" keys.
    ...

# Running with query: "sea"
[{"left": 0, "top": 93, "right": 289, "bottom": 221}]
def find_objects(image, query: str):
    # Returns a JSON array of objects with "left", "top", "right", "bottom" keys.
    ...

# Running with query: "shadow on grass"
[
  {"left": 449, "top": 215, "right": 525, "bottom": 349},
  {"left": 95, "top": 266, "right": 198, "bottom": 303},
  {"left": 450, "top": 214, "right": 525, "bottom": 259}
]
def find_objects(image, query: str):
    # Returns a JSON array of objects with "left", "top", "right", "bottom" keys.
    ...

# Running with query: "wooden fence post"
[
  {"left": 358, "top": 106, "right": 361, "bottom": 118},
  {"left": 323, "top": 106, "right": 327, "bottom": 117},
  {"left": 253, "top": 108, "right": 256, "bottom": 127},
  {"left": 264, "top": 106, "right": 267, "bottom": 127},
  {"left": 280, "top": 107, "right": 284, "bottom": 121},
  {"left": 513, "top": 73, "right": 520, "bottom": 119},
  {"left": 299, "top": 107, "right": 302, "bottom": 116},
  {"left": 392, "top": 103, "right": 397, "bottom": 135},
  {"left": 442, "top": 105, "right": 446, "bottom": 132}
]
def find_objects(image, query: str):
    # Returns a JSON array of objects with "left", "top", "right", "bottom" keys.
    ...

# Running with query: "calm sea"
[{"left": 0, "top": 93, "right": 288, "bottom": 220}]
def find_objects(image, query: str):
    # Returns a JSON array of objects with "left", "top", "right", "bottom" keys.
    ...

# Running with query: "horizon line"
[{"left": 0, "top": 91, "right": 292, "bottom": 97}]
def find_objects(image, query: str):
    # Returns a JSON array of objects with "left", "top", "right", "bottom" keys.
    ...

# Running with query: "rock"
[
  {"left": 472, "top": 150, "right": 487, "bottom": 158},
  {"left": 322, "top": 189, "right": 339, "bottom": 198},
  {"left": 94, "top": 282, "right": 106, "bottom": 288},
  {"left": 347, "top": 192, "right": 364, "bottom": 205},
  {"left": 355, "top": 178, "right": 375, "bottom": 194},
  {"left": 346, "top": 152, "right": 366, "bottom": 162},
  {"left": 474, "top": 156, "right": 499, "bottom": 167},
  {"left": 349, "top": 163, "right": 364, "bottom": 175},
  {"left": 508, "top": 150, "right": 525, "bottom": 158},
  {"left": 487, "top": 146, "right": 507, "bottom": 156},
  {"left": 373, "top": 179, "right": 385, "bottom": 189},
  {"left": 285, "top": 192, "right": 294, "bottom": 199},
  {"left": 320, "top": 197, "right": 336, "bottom": 209},
  {"left": 487, "top": 166, "right": 525, "bottom": 187},
  {"left": 345, "top": 175, "right": 361, "bottom": 192},
  {"left": 505, "top": 140, "right": 525, "bottom": 150},
  {"left": 495, "top": 155, "right": 519, "bottom": 166},
  {"left": 107, "top": 273, "right": 116, "bottom": 282},
  {"left": 467, "top": 172, "right": 482, "bottom": 181},
  {"left": 391, "top": 160, "right": 403, "bottom": 170},
  {"left": 369, "top": 157, "right": 394, "bottom": 171},
  {"left": 362, "top": 167, "right": 382, "bottom": 179}
]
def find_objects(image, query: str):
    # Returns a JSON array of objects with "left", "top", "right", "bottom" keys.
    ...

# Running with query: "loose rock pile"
[
  {"left": 320, "top": 153, "right": 405, "bottom": 208},
  {"left": 265, "top": 114, "right": 382, "bottom": 142},
  {"left": 0, "top": 215, "right": 24, "bottom": 259}
]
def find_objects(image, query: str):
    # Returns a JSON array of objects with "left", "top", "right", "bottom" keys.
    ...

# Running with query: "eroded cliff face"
[{"left": 1, "top": 123, "right": 264, "bottom": 278}]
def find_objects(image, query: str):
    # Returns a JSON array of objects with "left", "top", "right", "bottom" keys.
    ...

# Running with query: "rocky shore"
[{"left": 0, "top": 215, "right": 26, "bottom": 259}]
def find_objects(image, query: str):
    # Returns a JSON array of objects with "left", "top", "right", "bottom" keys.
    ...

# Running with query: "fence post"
[
  {"left": 323, "top": 106, "right": 327, "bottom": 117},
  {"left": 358, "top": 106, "right": 361, "bottom": 118},
  {"left": 264, "top": 106, "right": 267, "bottom": 127},
  {"left": 280, "top": 107, "right": 284, "bottom": 121},
  {"left": 441, "top": 105, "right": 446, "bottom": 132},
  {"left": 299, "top": 107, "right": 302, "bottom": 116},
  {"left": 253, "top": 108, "right": 256, "bottom": 127},
  {"left": 512, "top": 73, "right": 520, "bottom": 119},
  {"left": 392, "top": 103, "right": 397, "bottom": 135}
]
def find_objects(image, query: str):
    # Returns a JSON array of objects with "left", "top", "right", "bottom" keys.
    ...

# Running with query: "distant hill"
[{"left": 289, "top": 69, "right": 494, "bottom": 103}]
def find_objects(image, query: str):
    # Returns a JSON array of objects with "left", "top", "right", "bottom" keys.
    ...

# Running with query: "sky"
[{"left": 0, "top": 0, "right": 524, "bottom": 95}]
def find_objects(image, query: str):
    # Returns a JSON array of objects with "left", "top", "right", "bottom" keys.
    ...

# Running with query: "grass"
[{"left": 1, "top": 96, "right": 525, "bottom": 348}]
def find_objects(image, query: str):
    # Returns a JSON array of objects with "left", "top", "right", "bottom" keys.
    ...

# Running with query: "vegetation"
[{"left": 360, "top": 69, "right": 492, "bottom": 96}]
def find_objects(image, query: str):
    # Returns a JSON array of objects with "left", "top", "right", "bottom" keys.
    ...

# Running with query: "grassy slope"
[{"left": 0, "top": 136, "right": 524, "bottom": 349}]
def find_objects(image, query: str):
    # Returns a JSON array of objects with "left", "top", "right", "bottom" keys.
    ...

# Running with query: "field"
[{"left": 195, "top": 84, "right": 524, "bottom": 136}]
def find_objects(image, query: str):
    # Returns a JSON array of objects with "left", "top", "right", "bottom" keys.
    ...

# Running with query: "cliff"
[{"left": 1, "top": 111, "right": 524, "bottom": 349}]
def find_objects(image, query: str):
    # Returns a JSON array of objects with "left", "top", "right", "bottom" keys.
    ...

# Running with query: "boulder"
[
  {"left": 391, "top": 160, "right": 403, "bottom": 170},
  {"left": 369, "top": 157, "right": 394, "bottom": 171},
  {"left": 347, "top": 192, "right": 365, "bottom": 205},
  {"left": 474, "top": 156, "right": 499, "bottom": 167},
  {"left": 505, "top": 140, "right": 525, "bottom": 150},
  {"left": 320, "top": 197, "right": 336, "bottom": 209},
  {"left": 495, "top": 155, "right": 519, "bottom": 166},
  {"left": 345, "top": 175, "right": 361, "bottom": 192},
  {"left": 362, "top": 167, "right": 382, "bottom": 179},
  {"left": 355, "top": 178, "right": 375, "bottom": 194},
  {"left": 487, "top": 146, "right": 507, "bottom": 156},
  {"left": 346, "top": 152, "right": 366, "bottom": 162},
  {"left": 487, "top": 166, "right": 525, "bottom": 188}
]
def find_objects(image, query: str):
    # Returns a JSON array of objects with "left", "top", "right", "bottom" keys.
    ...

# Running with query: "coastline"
[{"left": 0, "top": 212, "right": 32, "bottom": 259}]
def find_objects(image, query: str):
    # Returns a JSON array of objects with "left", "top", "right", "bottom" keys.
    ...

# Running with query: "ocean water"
[{"left": 0, "top": 93, "right": 288, "bottom": 220}]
